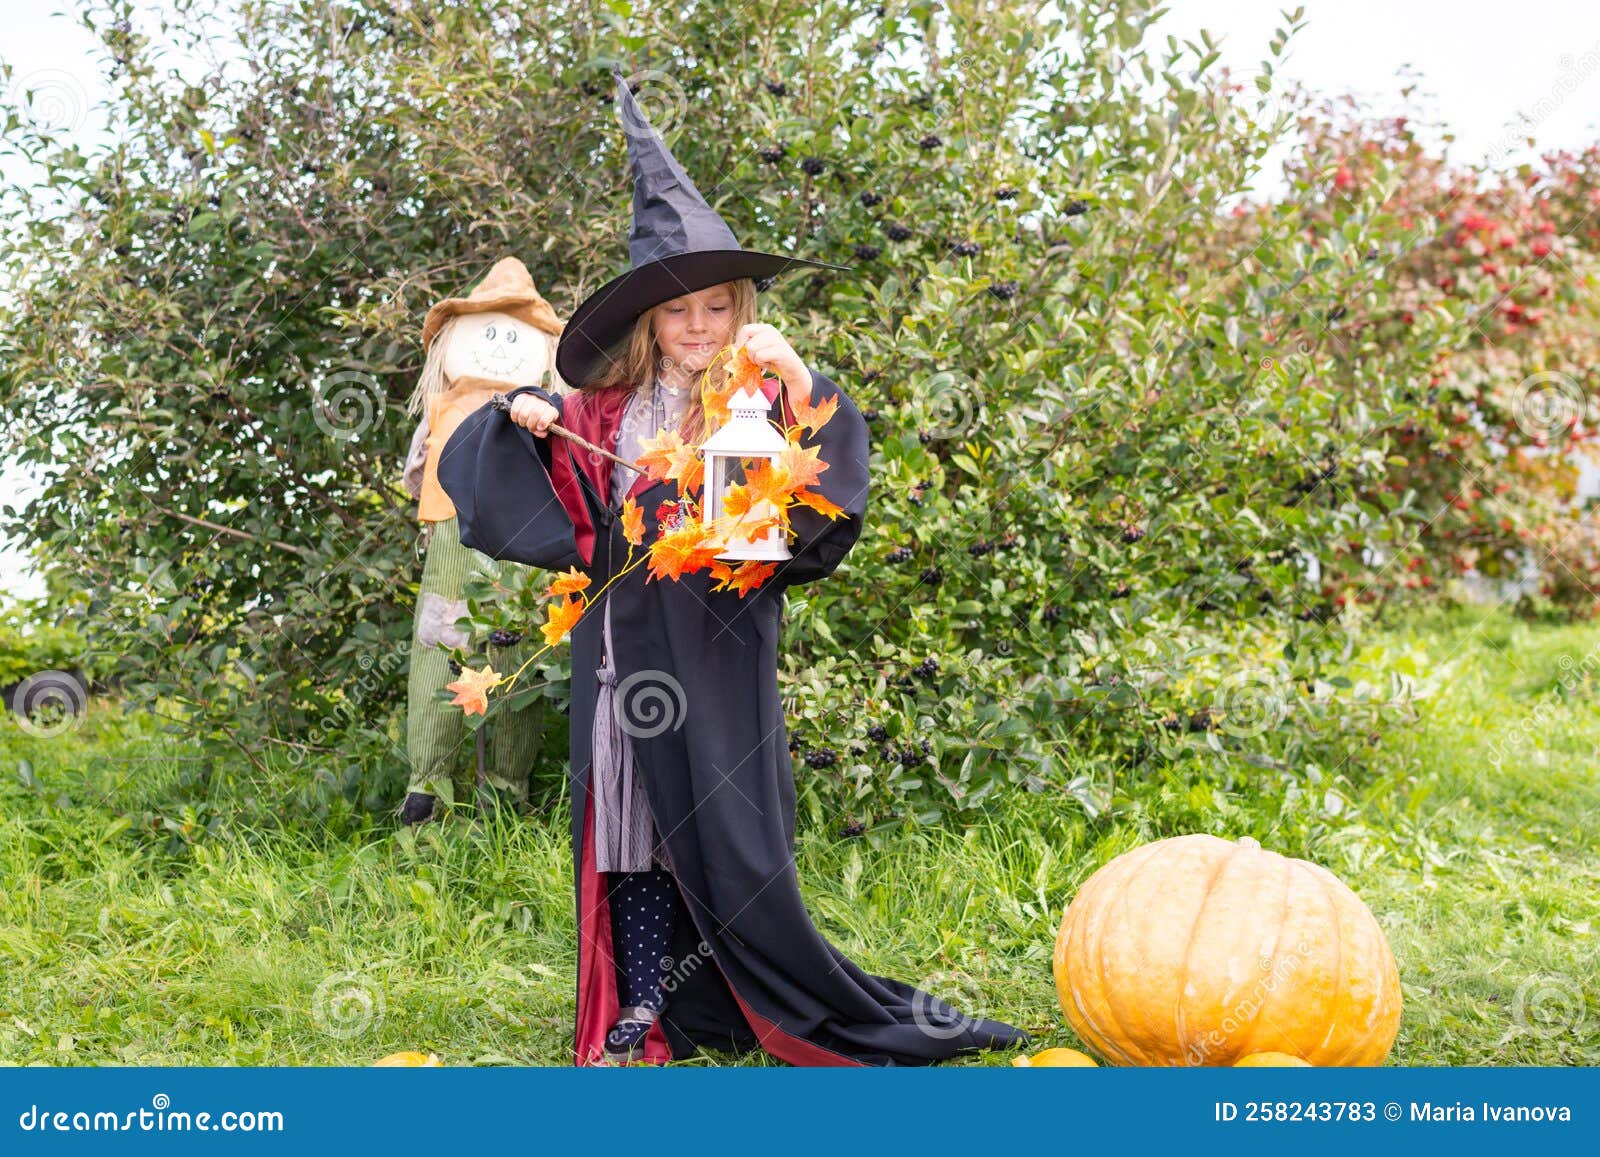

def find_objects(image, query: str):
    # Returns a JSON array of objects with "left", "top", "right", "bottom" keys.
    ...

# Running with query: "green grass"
[{"left": 1, "top": 605, "right": 1595, "bottom": 1066}]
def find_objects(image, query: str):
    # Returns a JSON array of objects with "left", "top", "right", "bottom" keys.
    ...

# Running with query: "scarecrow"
[
  {"left": 438, "top": 68, "right": 1029, "bottom": 1065},
  {"left": 397, "top": 257, "right": 564, "bottom": 825}
]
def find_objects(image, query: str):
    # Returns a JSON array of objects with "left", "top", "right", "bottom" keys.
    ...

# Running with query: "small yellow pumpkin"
[
  {"left": 1012, "top": 1047, "right": 1099, "bottom": 1067},
  {"left": 1053, "top": 834, "right": 1401, "bottom": 1067},
  {"left": 1235, "top": 1052, "right": 1312, "bottom": 1067},
  {"left": 372, "top": 1051, "right": 443, "bottom": 1067}
]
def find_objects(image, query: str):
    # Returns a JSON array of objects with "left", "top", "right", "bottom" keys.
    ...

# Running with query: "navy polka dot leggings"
[{"left": 605, "top": 868, "right": 676, "bottom": 1052}]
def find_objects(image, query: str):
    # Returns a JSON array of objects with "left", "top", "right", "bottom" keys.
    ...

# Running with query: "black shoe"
[
  {"left": 602, "top": 1004, "right": 662, "bottom": 1064},
  {"left": 400, "top": 792, "right": 436, "bottom": 826}
]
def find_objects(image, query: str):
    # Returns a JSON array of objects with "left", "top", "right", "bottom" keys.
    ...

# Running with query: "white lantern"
[{"left": 699, "top": 385, "right": 793, "bottom": 561}]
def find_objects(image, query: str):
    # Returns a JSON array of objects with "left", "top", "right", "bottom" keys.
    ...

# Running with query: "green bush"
[
  {"left": 0, "top": 0, "right": 1480, "bottom": 829},
  {"left": 0, "top": 600, "right": 97, "bottom": 688}
]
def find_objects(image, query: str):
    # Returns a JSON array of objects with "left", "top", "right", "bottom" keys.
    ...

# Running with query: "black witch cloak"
[{"left": 438, "top": 368, "right": 1031, "bottom": 1066}]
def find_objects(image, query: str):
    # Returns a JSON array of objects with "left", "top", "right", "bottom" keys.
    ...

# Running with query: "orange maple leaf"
[
  {"left": 702, "top": 377, "right": 740, "bottom": 428},
  {"left": 713, "top": 560, "right": 777, "bottom": 598},
  {"left": 791, "top": 487, "right": 845, "bottom": 519},
  {"left": 727, "top": 345, "right": 767, "bottom": 395},
  {"left": 546, "top": 567, "right": 591, "bottom": 598},
  {"left": 739, "top": 460, "right": 795, "bottom": 508},
  {"left": 446, "top": 664, "right": 501, "bottom": 717},
  {"left": 716, "top": 513, "right": 782, "bottom": 551},
  {"left": 647, "top": 521, "right": 723, "bottom": 583},
  {"left": 790, "top": 388, "right": 837, "bottom": 434},
  {"left": 778, "top": 443, "right": 828, "bottom": 492},
  {"left": 637, "top": 428, "right": 686, "bottom": 484},
  {"left": 621, "top": 497, "right": 645, "bottom": 546},
  {"left": 666, "top": 440, "right": 705, "bottom": 496},
  {"left": 541, "top": 593, "right": 585, "bottom": 646}
]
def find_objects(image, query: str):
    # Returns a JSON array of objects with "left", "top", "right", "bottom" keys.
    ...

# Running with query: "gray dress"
[{"left": 590, "top": 380, "right": 692, "bottom": 874}]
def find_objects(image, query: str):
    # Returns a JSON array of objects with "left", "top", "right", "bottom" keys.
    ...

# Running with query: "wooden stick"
[
  {"left": 488, "top": 393, "right": 646, "bottom": 474},
  {"left": 548, "top": 421, "right": 643, "bottom": 473}
]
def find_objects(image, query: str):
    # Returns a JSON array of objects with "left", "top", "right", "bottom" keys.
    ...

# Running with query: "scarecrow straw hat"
[{"left": 421, "top": 256, "right": 564, "bottom": 349}]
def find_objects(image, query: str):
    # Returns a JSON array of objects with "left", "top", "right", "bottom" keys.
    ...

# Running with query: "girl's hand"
[
  {"left": 509, "top": 393, "right": 559, "bottom": 437},
  {"left": 734, "top": 322, "right": 813, "bottom": 407}
]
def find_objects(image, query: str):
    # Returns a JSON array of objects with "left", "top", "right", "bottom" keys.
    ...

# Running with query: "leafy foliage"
[{"left": 2, "top": 0, "right": 1589, "bottom": 832}]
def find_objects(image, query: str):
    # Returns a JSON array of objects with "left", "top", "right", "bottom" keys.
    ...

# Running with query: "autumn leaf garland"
[
  {"left": 633, "top": 345, "right": 844, "bottom": 592},
  {"left": 445, "top": 344, "right": 847, "bottom": 717}
]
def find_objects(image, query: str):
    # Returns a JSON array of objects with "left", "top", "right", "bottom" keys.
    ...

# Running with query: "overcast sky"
[{"left": 3, "top": 1, "right": 1599, "bottom": 601}]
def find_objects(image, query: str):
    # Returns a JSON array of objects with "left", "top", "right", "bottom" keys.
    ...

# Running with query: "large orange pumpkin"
[{"left": 1052, "top": 834, "right": 1401, "bottom": 1066}]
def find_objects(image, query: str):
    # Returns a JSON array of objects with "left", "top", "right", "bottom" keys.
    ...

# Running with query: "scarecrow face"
[
  {"left": 442, "top": 309, "right": 549, "bottom": 388},
  {"left": 651, "top": 283, "right": 737, "bottom": 375}
]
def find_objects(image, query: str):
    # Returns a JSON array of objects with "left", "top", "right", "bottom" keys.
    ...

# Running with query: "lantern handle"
[{"left": 488, "top": 392, "right": 645, "bottom": 474}]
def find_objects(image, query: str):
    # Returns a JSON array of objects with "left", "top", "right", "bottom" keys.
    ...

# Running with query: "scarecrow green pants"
[{"left": 405, "top": 515, "right": 545, "bottom": 811}]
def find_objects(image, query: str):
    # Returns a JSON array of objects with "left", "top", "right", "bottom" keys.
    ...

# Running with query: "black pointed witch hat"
[{"left": 555, "top": 65, "right": 851, "bottom": 390}]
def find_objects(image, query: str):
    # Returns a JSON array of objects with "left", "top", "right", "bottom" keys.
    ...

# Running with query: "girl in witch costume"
[
  {"left": 397, "top": 257, "right": 564, "bottom": 825},
  {"left": 437, "top": 67, "right": 1029, "bottom": 1066}
]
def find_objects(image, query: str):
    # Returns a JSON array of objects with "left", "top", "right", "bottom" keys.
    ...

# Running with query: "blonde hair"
[
  {"left": 585, "top": 278, "right": 758, "bottom": 446},
  {"left": 406, "top": 315, "right": 567, "bottom": 417}
]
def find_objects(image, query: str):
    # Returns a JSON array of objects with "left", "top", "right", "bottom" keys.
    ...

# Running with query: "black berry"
[
  {"left": 759, "top": 144, "right": 787, "bottom": 164},
  {"left": 918, "top": 133, "right": 942, "bottom": 150},
  {"left": 801, "top": 156, "right": 826, "bottom": 176},
  {"left": 951, "top": 240, "right": 981, "bottom": 257},
  {"left": 853, "top": 243, "right": 881, "bottom": 260},
  {"left": 489, "top": 629, "right": 523, "bottom": 647},
  {"left": 885, "top": 223, "right": 913, "bottom": 241},
  {"left": 919, "top": 567, "right": 943, "bottom": 585},
  {"left": 867, "top": 725, "right": 888, "bottom": 742},
  {"left": 765, "top": 80, "right": 787, "bottom": 96},
  {"left": 988, "top": 280, "right": 1018, "bottom": 300},
  {"left": 1064, "top": 199, "right": 1089, "bottom": 216},
  {"left": 859, "top": 190, "right": 883, "bottom": 208},
  {"left": 886, "top": 546, "right": 913, "bottom": 564}
]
